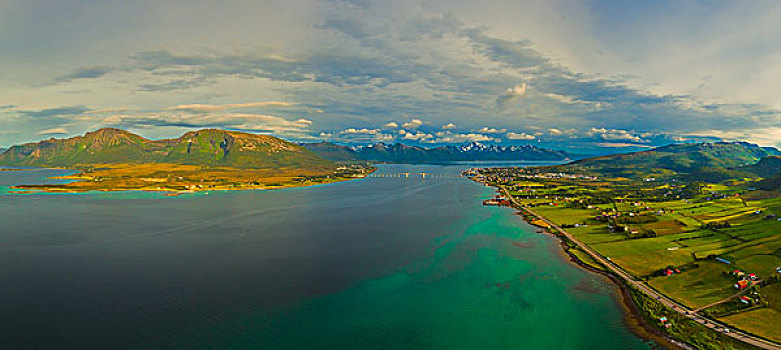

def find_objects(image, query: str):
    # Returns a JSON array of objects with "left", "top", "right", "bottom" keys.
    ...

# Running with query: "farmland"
[{"left": 473, "top": 167, "right": 781, "bottom": 346}]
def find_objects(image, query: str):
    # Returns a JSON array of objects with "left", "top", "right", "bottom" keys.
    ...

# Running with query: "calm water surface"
[{"left": 0, "top": 164, "right": 653, "bottom": 348}]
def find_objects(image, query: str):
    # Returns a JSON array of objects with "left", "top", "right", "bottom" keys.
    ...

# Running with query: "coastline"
[
  {"left": 5, "top": 165, "right": 376, "bottom": 194},
  {"left": 497, "top": 188, "right": 689, "bottom": 348},
  {"left": 489, "top": 182, "right": 769, "bottom": 349},
  {"left": 554, "top": 239, "right": 689, "bottom": 349}
]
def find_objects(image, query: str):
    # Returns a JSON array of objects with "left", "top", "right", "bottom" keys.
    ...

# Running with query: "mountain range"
[
  {"left": 541, "top": 141, "right": 781, "bottom": 181},
  {"left": 0, "top": 128, "right": 334, "bottom": 170},
  {"left": 301, "top": 141, "right": 574, "bottom": 163}
]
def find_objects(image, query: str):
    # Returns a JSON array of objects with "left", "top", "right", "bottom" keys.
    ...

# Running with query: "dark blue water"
[{"left": 0, "top": 164, "right": 652, "bottom": 348}]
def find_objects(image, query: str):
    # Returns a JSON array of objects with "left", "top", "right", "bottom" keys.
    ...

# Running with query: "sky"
[{"left": 2, "top": 0, "right": 781, "bottom": 154}]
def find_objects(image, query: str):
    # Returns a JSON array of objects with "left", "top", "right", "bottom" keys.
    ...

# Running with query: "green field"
[{"left": 482, "top": 169, "right": 781, "bottom": 346}]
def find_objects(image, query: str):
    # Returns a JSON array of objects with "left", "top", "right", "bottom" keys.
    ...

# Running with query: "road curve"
[{"left": 498, "top": 186, "right": 781, "bottom": 350}]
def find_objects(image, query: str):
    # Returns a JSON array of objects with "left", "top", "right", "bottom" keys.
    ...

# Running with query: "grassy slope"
[{"left": 545, "top": 142, "right": 779, "bottom": 180}]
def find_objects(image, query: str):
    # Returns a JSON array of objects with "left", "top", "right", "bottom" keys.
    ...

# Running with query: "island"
[{"left": 0, "top": 128, "right": 373, "bottom": 193}]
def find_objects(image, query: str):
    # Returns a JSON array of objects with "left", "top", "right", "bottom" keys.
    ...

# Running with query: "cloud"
[
  {"left": 102, "top": 113, "right": 313, "bottom": 135},
  {"left": 37, "top": 128, "right": 69, "bottom": 135},
  {"left": 341, "top": 128, "right": 383, "bottom": 135},
  {"left": 169, "top": 102, "right": 295, "bottom": 112},
  {"left": 686, "top": 128, "right": 781, "bottom": 147},
  {"left": 6, "top": 3, "right": 781, "bottom": 150},
  {"left": 588, "top": 128, "right": 646, "bottom": 143},
  {"left": 496, "top": 83, "right": 527, "bottom": 106},
  {"left": 20, "top": 105, "right": 91, "bottom": 118},
  {"left": 401, "top": 131, "right": 434, "bottom": 142},
  {"left": 402, "top": 119, "right": 424, "bottom": 129},
  {"left": 54, "top": 66, "right": 113, "bottom": 82},
  {"left": 505, "top": 132, "right": 535, "bottom": 140},
  {"left": 434, "top": 131, "right": 497, "bottom": 143},
  {"left": 478, "top": 127, "right": 507, "bottom": 134},
  {"left": 383, "top": 121, "right": 399, "bottom": 128},
  {"left": 596, "top": 142, "right": 654, "bottom": 148}
]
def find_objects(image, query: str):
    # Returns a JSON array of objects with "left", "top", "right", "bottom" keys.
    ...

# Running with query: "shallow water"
[{"left": 0, "top": 164, "right": 652, "bottom": 348}]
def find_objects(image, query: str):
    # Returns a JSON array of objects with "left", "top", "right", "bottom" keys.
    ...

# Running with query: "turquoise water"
[{"left": 0, "top": 164, "right": 652, "bottom": 348}]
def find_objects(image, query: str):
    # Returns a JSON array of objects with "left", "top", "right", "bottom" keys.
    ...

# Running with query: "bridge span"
[{"left": 368, "top": 172, "right": 460, "bottom": 179}]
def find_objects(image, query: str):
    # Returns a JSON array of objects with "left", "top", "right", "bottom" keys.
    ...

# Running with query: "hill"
[
  {"left": 542, "top": 141, "right": 780, "bottom": 180},
  {"left": 0, "top": 128, "right": 334, "bottom": 170},
  {"left": 301, "top": 141, "right": 573, "bottom": 163},
  {"left": 737, "top": 155, "right": 781, "bottom": 178}
]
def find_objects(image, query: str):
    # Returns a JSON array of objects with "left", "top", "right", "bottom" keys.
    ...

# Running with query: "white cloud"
[
  {"left": 478, "top": 127, "right": 507, "bottom": 134},
  {"left": 506, "top": 132, "right": 535, "bottom": 140},
  {"left": 496, "top": 82, "right": 527, "bottom": 106},
  {"left": 596, "top": 142, "right": 654, "bottom": 148},
  {"left": 384, "top": 121, "right": 399, "bottom": 128},
  {"left": 402, "top": 119, "right": 424, "bottom": 129},
  {"left": 548, "top": 128, "right": 563, "bottom": 135},
  {"left": 588, "top": 127, "right": 645, "bottom": 143},
  {"left": 434, "top": 131, "right": 498, "bottom": 143},
  {"left": 442, "top": 123, "right": 457, "bottom": 129},
  {"left": 401, "top": 131, "right": 434, "bottom": 141},
  {"left": 37, "top": 128, "right": 69, "bottom": 135},
  {"left": 168, "top": 102, "right": 294, "bottom": 112},
  {"left": 341, "top": 128, "right": 382, "bottom": 135},
  {"left": 686, "top": 127, "right": 781, "bottom": 147}
]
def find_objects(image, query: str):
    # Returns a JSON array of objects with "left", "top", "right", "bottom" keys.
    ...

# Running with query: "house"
[
  {"left": 740, "top": 296, "right": 751, "bottom": 304},
  {"left": 748, "top": 273, "right": 757, "bottom": 281},
  {"left": 732, "top": 270, "right": 745, "bottom": 277},
  {"left": 664, "top": 268, "right": 674, "bottom": 276},
  {"left": 734, "top": 280, "right": 749, "bottom": 289}
]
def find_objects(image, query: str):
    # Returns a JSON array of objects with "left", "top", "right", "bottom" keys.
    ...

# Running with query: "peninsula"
[{"left": 0, "top": 128, "right": 373, "bottom": 193}]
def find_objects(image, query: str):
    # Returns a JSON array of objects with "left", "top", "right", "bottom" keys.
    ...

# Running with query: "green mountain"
[
  {"left": 546, "top": 141, "right": 780, "bottom": 180},
  {"left": 737, "top": 155, "right": 781, "bottom": 178},
  {"left": 0, "top": 128, "right": 334, "bottom": 170}
]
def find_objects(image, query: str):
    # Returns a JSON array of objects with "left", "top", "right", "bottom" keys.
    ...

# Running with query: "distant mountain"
[
  {"left": 301, "top": 142, "right": 359, "bottom": 162},
  {"left": 301, "top": 141, "right": 573, "bottom": 163},
  {"left": 0, "top": 128, "right": 334, "bottom": 170},
  {"left": 542, "top": 141, "right": 780, "bottom": 180}
]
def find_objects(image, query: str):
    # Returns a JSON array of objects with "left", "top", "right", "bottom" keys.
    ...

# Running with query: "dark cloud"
[
  {"left": 20, "top": 105, "right": 90, "bottom": 118},
  {"left": 54, "top": 66, "right": 112, "bottom": 82},
  {"left": 33, "top": 7, "right": 781, "bottom": 149},
  {"left": 464, "top": 28, "right": 548, "bottom": 69}
]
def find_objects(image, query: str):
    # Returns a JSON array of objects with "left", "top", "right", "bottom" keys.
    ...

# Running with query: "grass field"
[
  {"left": 484, "top": 170, "right": 781, "bottom": 346},
  {"left": 649, "top": 261, "right": 736, "bottom": 309},
  {"left": 12, "top": 163, "right": 372, "bottom": 193},
  {"left": 720, "top": 308, "right": 781, "bottom": 343}
]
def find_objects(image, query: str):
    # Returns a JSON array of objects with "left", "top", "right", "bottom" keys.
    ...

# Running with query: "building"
[{"left": 734, "top": 280, "right": 749, "bottom": 289}]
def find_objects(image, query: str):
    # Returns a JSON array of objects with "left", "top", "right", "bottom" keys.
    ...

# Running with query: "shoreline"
[
  {"left": 5, "top": 166, "right": 376, "bottom": 194},
  {"left": 554, "top": 239, "right": 689, "bottom": 349},
  {"left": 499, "top": 191, "right": 687, "bottom": 348}
]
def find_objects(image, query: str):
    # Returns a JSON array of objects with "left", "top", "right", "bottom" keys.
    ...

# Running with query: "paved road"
[{"left": 499, "top": 186, "right": 781, "bottom": 350}]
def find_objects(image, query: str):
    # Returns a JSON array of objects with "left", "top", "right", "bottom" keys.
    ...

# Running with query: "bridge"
[{"left": 368, "top": 172, "right": 459, "bottom": 179}]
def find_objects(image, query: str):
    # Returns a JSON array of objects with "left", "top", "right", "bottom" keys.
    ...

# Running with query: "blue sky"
[{"left": 2, "top": 0, "right": 781, "bottom": 154}]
